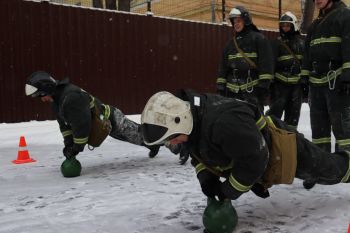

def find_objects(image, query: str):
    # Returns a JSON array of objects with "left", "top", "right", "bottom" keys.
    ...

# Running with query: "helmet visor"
[
  {"left": 141, "top": 123, "right": 169, "bottom": 145},
  {"left": 280, "top": 15, "right": 293, "bottom": 23},
  {"left": 25, "top": 84, "right": 38, "bottom": 97},
  {"left": 25, "top": 84, "right": 48, "bottom": 97}
]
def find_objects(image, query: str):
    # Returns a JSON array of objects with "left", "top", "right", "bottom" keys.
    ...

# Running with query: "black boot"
[{"left": 303, "top": 180, "right": 316, "bottom": 190}]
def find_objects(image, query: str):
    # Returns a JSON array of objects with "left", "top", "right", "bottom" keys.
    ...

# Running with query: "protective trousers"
[
  {"left": 268, "top": 82, "right": 302, "bottom": 128},
  {"left": 109, "top": 107, "right": 144, "bottom": 146},
  {"left": 309, "top": 86, "right": 350, "bottom": 152},
  {"left": 296, "top": 132, "right": 350, "bottom": 184}
]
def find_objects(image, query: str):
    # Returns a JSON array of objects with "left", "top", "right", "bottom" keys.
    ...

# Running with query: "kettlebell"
[
  {"left": 60, "top": 157, "right": 82, "bottom": 178},
  {"left": 203, "top": 197, "right": 238, "bottom": 233}
]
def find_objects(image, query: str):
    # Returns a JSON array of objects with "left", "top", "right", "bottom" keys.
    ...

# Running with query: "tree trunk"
[
  {"left": 105, "top": 0, "right": 117, "bottom": 10},
  {"left": 118, "top": 0, "right": 130, "bottom": 11},
  {"left": 300, "top": 0, "right": 315, "bottom": 34},
  {"left": 92, "top": 0, "right": 103, "bottom": 8}
]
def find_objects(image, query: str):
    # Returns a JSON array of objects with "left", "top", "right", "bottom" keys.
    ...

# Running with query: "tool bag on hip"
[
  {"left": 262, "top": 119, "right": 297, "bottom": 187},
  {"left": 88, "top": 104, "right": 112, "bottom": 148}
]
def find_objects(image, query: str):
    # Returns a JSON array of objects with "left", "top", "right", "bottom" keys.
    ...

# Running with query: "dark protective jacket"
[
  {"left": 272, "top": 34, "right": 304, "bottom": 84},
  {"left": 52, "top": 80, "right": 114, "bottom": 153},
  {"left": 216, "top": 26, "right": 274, "bottom": 94},
  {"left": 301, "top": 1, "right": 350, "bottom": 86},
  {"left": 177, "top": 89, "right": 270, "bottom": 199},
  {"left": 177, "top": 89, "right": 350, "bottom": 200}
]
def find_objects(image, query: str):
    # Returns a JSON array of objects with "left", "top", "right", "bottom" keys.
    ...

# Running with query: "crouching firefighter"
[
  {"left": 25, "top": 71, "right": 159, "bottom": 160},
  {"left": 140, "top": 90, "right": 350, "bottom": 201}
]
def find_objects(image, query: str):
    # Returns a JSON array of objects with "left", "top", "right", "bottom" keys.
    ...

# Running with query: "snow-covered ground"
[{"left": 0, "top": 104, "right": 349, "bottom": 233}]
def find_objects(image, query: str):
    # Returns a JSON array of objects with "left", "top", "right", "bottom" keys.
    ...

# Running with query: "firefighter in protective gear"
[
  {"left": 216, "top": 6, "right": 274, "bottom": 112},
  {"left": 267, "top": 12, "right": 305, "bottom": 129},
  {"left": 141, "top": 90, "right": 350, "bottom": 201},
  {"left": 25, "top": 71, "right": 159, "bottom": 160},
  {"left": 300, "top": 0, "right": 350, "bottom": 188}
]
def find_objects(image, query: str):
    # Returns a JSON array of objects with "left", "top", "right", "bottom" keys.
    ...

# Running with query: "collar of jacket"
[
  {"left": 175, "top": 89, "right": 204, "bottom": 147},
  {"left": 280, "top": 31, "right": 299, "bottom": 41},
  {"left": 235, "top": 27, "right": 251, "bottom": 37},
  {"left": 52, "top": 78, "right": 70, "bottom": 102}
]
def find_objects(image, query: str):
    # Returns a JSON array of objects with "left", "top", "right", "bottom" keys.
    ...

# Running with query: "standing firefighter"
[
  {"left": 300, "top": 0, "right": 350, "bottom": 188},
  {"left": 216, "top": 6, "right": 274, "bottom": 111},
  {"left": 267, "top": 12, "right": 306, "bottom": 129},
  {"left": 25, "top": 71, "right": 159, "bottom": 161},
  {"left": 141, "top": 90, "right": 350, "bottom": 203}
]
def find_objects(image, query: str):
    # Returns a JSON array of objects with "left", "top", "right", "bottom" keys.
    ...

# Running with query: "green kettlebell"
[
  {"left": 203, "top": 197, "right": 238, "bottom": 233},
  {"left": 60, "top": 157, "right": 82, "bottom": 178}
]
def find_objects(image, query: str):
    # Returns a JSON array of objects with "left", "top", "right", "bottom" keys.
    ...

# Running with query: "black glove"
[
  {"left": 179, "top": 150, "right": 190, "bottom": 165},
  {"left": 250, "top": 183, "right": 270, "bottom": 199},
  {"left": 146, "top": 144, "right": 160, "bottom": 158},
  {"left": 217, "top": 82, "right": 227, "bottom": 96},
  {"left": 301, "top": 83, "right": 309, "bottom": 102},
  {"left": 335, "top": 70, "right": 350, "bottom": 95},
  {"left": 63, "top": 146, "right": 79, "bottom": 159},
  {"left": 298, "top": 76, "right": 309, "bottom": 102},
  {"left": 220, "top": 180, "right": 245, "bottom": 200},
  {"left": 197, "top": 170, "right": 226, "bottom": 201},
  {"left": 178, "top": 143, "right": 190, "bottom": 165},
  {"left": 63, "top": 135, "right": 73, "bottom": 147}
]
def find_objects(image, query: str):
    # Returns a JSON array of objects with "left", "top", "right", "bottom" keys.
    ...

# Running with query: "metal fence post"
[
  {"left": 146, "top": 0, "right": 153, "bottom": 16},
  {"left": 222, "top": 0, "right": 227, "bottom": 25}
]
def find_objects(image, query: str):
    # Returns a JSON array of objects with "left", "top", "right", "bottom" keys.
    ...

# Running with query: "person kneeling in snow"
[
  {"left": 140, "top": 90, "right": 350, "bottom": 200},
  {"left": 25, "top": 71, "right": 160, "bottom": 160}
]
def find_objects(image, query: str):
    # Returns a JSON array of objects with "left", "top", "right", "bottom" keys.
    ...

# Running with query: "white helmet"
[
  {"left": 228, "top": 6, "right": 252, "bottom": 25},
  {"left": 280, "top": 11, "right": 299, "bottom": 32},
  {"left": 141, "top": 91, "right": 193, "bottom": 145}
]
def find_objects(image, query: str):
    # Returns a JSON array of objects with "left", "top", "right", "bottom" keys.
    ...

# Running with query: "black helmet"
[
  {"left": 25, "top": 71, "right": 57, "bottom": 97},
  {"left": 228, "top": 6, "right": 252, "bottom": 26}
]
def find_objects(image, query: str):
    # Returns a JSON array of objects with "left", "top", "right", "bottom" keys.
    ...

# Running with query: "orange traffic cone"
[{"left": 12, "top": 136, "right": 36, "bottom": 164}]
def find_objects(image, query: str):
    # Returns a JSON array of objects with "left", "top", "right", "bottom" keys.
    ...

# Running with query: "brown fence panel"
[{"left": 0, "top": 0, "right": 278, "bottom": 123}]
